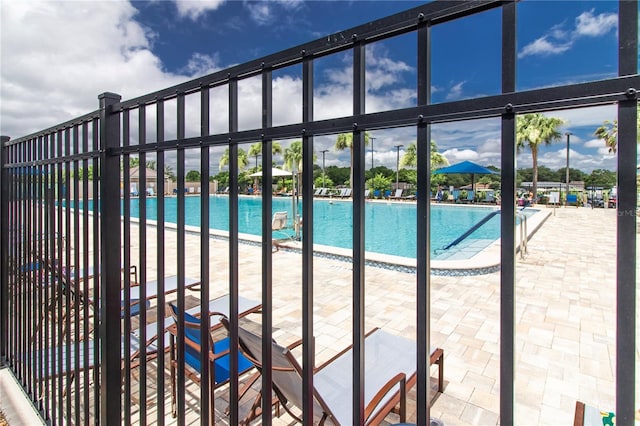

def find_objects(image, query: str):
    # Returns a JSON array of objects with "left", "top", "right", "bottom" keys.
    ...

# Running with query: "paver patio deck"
[{"left": 2, "top": 204, "right": 638, "bottom": 425}]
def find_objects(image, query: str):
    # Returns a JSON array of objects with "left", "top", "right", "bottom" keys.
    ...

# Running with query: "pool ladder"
[{"left": 516, "top": 211, "right": 528, "bottom": 258}]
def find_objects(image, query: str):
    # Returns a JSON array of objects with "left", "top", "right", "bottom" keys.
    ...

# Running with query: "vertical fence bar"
[
  {"left": 91, "top": 117, "right": 101, "bottom": 422},
  {"left": 301, "top": 52, "right": 315, "bottom": 424},
  {"left": 260, "top": 67, "right": 274, "bottom": 426},
  {"left": 199, "top": 85, "right": 211, "bottom": 425},
  {"left": 155, "top": 99, "right": 167, "bottom": 422},
  {"left": 500, "top": 3, "right": 517, "bottom": 423},
  {"left": 122, "top": 108, "right": 133, "bottom": 426},
  {"left": 176, "top": 91, "right": 187, "bottom": 426},
  {"left": 72, "top": 124, "right": 81, "bottom": 425},
  {"left": 416, "top": 15, "right": 432, "bottom": 425},
  {"left": 81, "top": 121, "right": 91, "bottom": 425},
  {"left": 616, "top": 3, "right": 638, "bottom": 422},
  {"left": 55, "top": 128, "right": 63, "bottom": 425},
  {"left": 63, "top": 127, "right": 73, "bottom": 425},
  {"left": 25, "top": 136, "right": 33, "bottom": 397},
  {"left": 228, "top": 76, "right": 242, "bottom": 426},
  {"left": 34, "top": 135, "right": 43, "bottom": 408},
  {"left": 19, "top": 139, "right": 26, "bottom": 386},
  {"left": 500, "top": 14, "right": 518, "bottom": 426},
  {"left": 138, "top": 104, "right": 149, "bottom": 425},
  {"left": 98, "top": 92, "right": 122, "bottom": 426},
  {"left": 0, "top": 135, "right": 9, "bottom": 364},
  {"left": 352, "top": 37, "right": 366, "bottom": 425}
]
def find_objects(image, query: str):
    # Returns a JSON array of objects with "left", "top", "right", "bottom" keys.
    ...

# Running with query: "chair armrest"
[
  {"left": 286, "top": 338, "right": 303, "bottom": 350},
  {"left": 364, "top": 372, "right": 407, "bottom": 424}
]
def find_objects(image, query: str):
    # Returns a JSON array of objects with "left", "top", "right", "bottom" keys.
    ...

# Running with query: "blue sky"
[{"left": 0, "top": 1, "right": 628, "bottom": 174}]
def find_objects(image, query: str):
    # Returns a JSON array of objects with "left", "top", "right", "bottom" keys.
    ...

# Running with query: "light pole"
[
  {"left": 394, "top": 144, "right": 403, "bottom": 190},
  {"left": 565, "top": 132, "right": 571, "bottom": 206},
  {"left": 321, "top": 149, "right": 329, "bottom": 188},
  {"left": 369, "top": 136, "right": 376, "bottom": 172}
]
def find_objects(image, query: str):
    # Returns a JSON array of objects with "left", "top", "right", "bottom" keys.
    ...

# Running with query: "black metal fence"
[{"left": 1, "top": 1, "right": 637, "bottom": 425}]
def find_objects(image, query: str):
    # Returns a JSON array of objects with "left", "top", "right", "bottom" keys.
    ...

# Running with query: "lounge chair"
[
  {"left": 390, "top": 189, "right": 403, "bottom": 199},
  {"left": 223, "top": 320, "right": 444, "bottom": 425},
  {"left": 466, "top": 190, "right": 475, "bottom": 202},
  {"left": 29, "top": 295, "right": 261, "bottom": 397},
  {"left": 168, "top": 302, "right": 258, "bottom": 418},
  {"left": 573, "top": 401, "right": 615, "bottom": 426}
]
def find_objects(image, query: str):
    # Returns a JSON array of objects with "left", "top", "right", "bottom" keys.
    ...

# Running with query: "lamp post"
[
  {"left": 369, "top": 136, "right": 376, "bottom": 172},
  {"left": 394, "top": 144, "right": 403, "bottom": 190},
  {"left": 565, "top": 132, "right": 571, "bottom": 206},
  {"left": 321, "top": 149, "right": 329, "bottom": 188}
]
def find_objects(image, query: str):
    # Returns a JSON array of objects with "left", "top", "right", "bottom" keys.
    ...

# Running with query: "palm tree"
[
  {"left": 594, "top": 106, "right": 640, "bottom": 154},
  {"left": 334, "top": 132, "right": 370, "bottom": 189},
  {"left": 219, "top": 147, "right": 249, "bottom": 171},
  {"left": 248, "top": 141, "right": 284, "bottom": 169},
  {"left": 594, "top": 120, "right": 617, "bottom": 153},
  {"left": 282, "top": 140, "right": 316, "bottom": 187},
  {"left": 516, "top": 113, "right": 564, "bottom": 198},
  {"left": 400, "top": 140, "right": 449, "bottom": 169}
]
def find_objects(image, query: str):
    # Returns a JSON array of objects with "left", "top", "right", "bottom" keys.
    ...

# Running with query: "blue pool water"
[{"left": 119, "top": 196, "right": 506, "bottom": 259}]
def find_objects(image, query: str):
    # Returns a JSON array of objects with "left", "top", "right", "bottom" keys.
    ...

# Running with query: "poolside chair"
[
  {"left": 466, "top": 190, "right": 475, "bottom": 202},
  {"left": 390, "top": 189, "right": 403, "bottom": 199},
  {"left": 168, "top": 302, "right": 258, "bottom": 419},
  {"left": 223, "top": 320, "right": 445, "bottom": 425},
  {"left": 574, "top": 401, "right": 616, "bottom": 426},
  {"left": 271, "top": 212, "right": 297, "bottom": 251}
]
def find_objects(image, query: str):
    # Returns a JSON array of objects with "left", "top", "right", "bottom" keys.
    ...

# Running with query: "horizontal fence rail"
[{"left": 1, "top": 1, "right": 637, "bottom": 425}]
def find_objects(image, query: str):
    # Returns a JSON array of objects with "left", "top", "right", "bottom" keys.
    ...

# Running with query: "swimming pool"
[{"left": 123, "top": 196, "right": 506, "bottom": 259}]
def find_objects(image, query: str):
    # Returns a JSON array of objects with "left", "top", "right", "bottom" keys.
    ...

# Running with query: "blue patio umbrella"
[{"left": 433, "top": 160, "right": 499, "bottom": 191}]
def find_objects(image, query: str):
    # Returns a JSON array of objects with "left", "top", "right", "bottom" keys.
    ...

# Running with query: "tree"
[
  {"left": 516, "top": 113, "right": 565, "bottom": 197},
  {"left": 593, "top": 104, "right": 640, "bottom": 153},
  {"left": 334, "top": 132, "right": 370, "bottom": 190},
  {"left": 325, "top": 165, "right": 350, "bottom": 187},
  {"left": 400, "top": 140, "right": 448, "bottom": 170},
  {"left": 164, "top": 165, "right": 176, "bottom": 182},
  {"left": 366, "top": 173, "right": 392, "bottom": 193},
  {"left": 585, "top": 168, "right": 617, "bottom": 188},
  {"left": 186, "top": 170, "right": 201, "bottom": 182},
  {"left": 219, "top": 147, "right": 249, "bottom": 171},
  {"left": 248, "top": 141, "right": 283, "bottom": 169},
  {"left": 594, "top": 120, "right": 618, "bottom": 154}
]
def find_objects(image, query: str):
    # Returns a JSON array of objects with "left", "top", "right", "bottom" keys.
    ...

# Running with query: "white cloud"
[
  {"left": 244, "top": 1, "right": 273, "bottom": 25},
  {"left": 518, "top": 36, "right": 572, "bottom": 59},
  {"left": 181, "top": 52, "right": 223, "bottom": 76},
  {"left": 446, "top": 81, "right": 466, "bottom": 101},
  {"left": 442, "top": 148, "right": 479, "bottom": 163},
  {"left": 242, "top": 0, "right": 302, "bottom": 26},
  {"left": 0, "top": 1, "right": 194, "bottom": 137},
  {"left": 173, "top": 0, "right": 226, "bottom": 20},
  {"left": 518, "top": 8, "right": 617, "bottom": 59},
  {"left": 574, "top": 10, "right": 618, "bottom": 37},
  {"left": 584, "top": 138, "right": 607, "bottom": 149}
]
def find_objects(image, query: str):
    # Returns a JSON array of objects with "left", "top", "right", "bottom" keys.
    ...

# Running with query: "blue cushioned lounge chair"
[{"left": 168, "top": 303, "right": 258, "bottom": 419}]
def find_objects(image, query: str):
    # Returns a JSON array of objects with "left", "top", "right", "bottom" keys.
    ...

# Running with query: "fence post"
[
  {"left": 0, "top": 135, "right": 10, "bottom": 364},
  {"left": 98, "top": 93, "right": 122, "bottom": 425}
]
